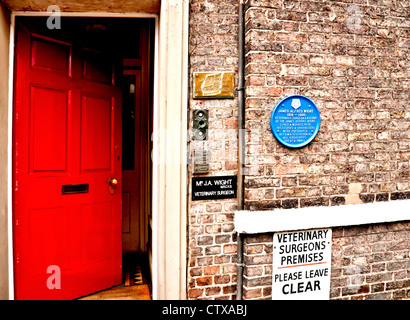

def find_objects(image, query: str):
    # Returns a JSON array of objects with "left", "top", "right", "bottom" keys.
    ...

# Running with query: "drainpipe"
[{"left": 236, "top": 0, "right": 245, "bottom": 301}]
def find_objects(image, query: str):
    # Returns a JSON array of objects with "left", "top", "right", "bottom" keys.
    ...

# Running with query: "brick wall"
[
  {"left": 243, "top": 221, "right": 410, "bottom": 300},
  {"left": 244, "top": 0, "right": 410, "bottom": 210},
  {"left": 239, "top": 0, "right": 410, "bottom": 300},
  {"left": 188, "top": 0, "right": 240, "bottom": 300},
  {"left": 187, "top": 0, "right": 410, "bottom": 300}
]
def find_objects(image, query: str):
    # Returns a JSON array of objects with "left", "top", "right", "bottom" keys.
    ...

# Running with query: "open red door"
[{"left": 13, "top": 19, "right": 122, "bottom": 299}]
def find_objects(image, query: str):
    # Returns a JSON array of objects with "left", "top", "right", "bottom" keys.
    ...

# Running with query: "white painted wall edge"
[
  {"left": 235, "top": 199, "right": 410, "bottom": 234},
  {"left": 7, "top": 12, "right": 15, "bottom": 301}
]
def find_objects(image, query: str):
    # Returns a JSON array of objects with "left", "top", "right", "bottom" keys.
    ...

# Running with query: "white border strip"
[
  {"left": 151, "top": 14, "right": 159, "bottom": 301},
  {"left": 7, "top": 13, "right": 15, "bottom": 301},
  {"left": 235, "top": 200, "right": 410, "bottom": 234}
]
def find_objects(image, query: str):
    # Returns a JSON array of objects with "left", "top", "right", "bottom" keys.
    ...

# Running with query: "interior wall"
[{"left": 0, "top": 0, "right": 10, "bottom": 300}]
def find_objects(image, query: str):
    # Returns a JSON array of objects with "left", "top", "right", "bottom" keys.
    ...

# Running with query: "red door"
[{"left": 13, "top": 20, "right": 122, "bottom": 299}]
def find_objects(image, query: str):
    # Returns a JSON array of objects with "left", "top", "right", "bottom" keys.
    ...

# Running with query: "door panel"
[
  {"left": 82, "top": 49, "right": 114, "bottom": 84},
  {"left": 30, "top": 86, "right": 68, "bottom": 172},
  {"left": 122, "top": 192, "right": 131, "bottom": 233},
  {"left": 81, "top": 202, "right": 113, "bottom": 264},
  {"left": 81, "top": 95, "right": 113, "bottom": 171},
  {"left": 13, "top": 19, "right": 122, "bottom": 300},
  {"left": 31, "top": 35, "right": 71, "bottom": 74},
  {"left": 28, "top": 207, "right": 70, "bottom": 277}
]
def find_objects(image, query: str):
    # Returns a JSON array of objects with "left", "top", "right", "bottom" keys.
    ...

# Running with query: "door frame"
[{"left": 7, "top": 2, "right": 188, "bottom": 300}]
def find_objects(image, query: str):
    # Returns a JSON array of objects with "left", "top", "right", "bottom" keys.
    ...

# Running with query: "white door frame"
[{"left": 7, "top": 1, "right": 188, "bottom": 300}]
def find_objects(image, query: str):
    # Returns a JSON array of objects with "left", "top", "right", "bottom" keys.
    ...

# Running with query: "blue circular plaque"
[{"left": 270, "top": 95, "right": 321, "bottom": 148}]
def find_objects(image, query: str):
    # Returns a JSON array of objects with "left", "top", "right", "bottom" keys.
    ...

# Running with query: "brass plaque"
[{"left": 193, "top": 72, "right": 234, "bottom": 99}]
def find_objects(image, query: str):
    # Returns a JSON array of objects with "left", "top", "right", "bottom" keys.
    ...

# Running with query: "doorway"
[{"left": 12, "top": 16, "right": 154, "bottom": 300}]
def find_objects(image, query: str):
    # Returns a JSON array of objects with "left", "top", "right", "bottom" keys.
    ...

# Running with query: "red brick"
[
  {"left": 188, "top": 288, "right": 204, "bottom": 299},
  {"left": 203, "top": 266, "right": 220, "bottom": 275},
  {"left": 196, "top": 276, "right": 213, "bottom": 287}
]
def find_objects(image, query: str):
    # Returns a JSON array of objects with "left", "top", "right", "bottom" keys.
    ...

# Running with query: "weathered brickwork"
[
  {"left": 332, "top": 222, "right": 410, "bottom": 299},
  {"left": 242, "top": 222, "right": 410, "bottom": 300},
  {"left": 187, "top": 0, "right": 410, "bottom": 300},
  {"left": 188, "top": 0, "right": 240, "bottom": 300},
  {"left": 244, "top": 0, "right": 410, "bottom": 210}
]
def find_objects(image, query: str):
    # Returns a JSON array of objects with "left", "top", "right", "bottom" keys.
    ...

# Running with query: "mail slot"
[{"left": 62, "top": 184, "right": 89, "bottom": 195}]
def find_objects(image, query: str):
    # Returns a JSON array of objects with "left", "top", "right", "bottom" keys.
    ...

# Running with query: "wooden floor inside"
[
  {"left": 78, "top": 284, "right": 151, "bottom": 300},
  {"left": 78, "top": 253, "right": 151, "bottom": 300}
]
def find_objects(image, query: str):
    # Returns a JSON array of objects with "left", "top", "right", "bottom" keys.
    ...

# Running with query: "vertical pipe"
[
  {"left": 236, "top": 233, "right": 244, "bottom": 300},
  {"left": 237, "top": 0, "right": 245, "bottom": 301}
]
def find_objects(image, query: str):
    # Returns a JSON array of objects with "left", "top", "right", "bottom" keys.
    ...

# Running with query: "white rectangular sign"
[{"left": 272, "top": 228, "right": 332, "bottom": 300}]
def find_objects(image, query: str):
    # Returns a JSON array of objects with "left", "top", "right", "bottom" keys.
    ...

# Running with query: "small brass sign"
[{"left": 193, "top": 72, "right": 234, "bottom": 99}]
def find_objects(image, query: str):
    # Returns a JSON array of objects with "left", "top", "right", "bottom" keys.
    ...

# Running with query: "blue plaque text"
[{"left": 270, "top": 95, "right": 321, "bottom": 148}]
